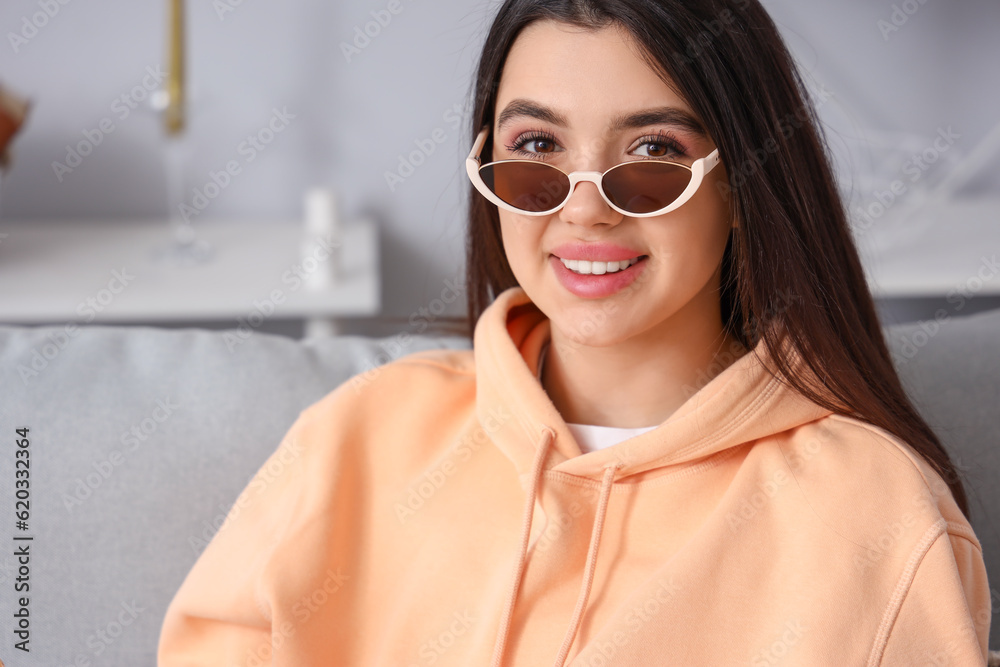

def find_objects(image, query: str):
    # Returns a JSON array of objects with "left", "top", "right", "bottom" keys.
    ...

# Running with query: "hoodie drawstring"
[
  {"left": 490, "top": 427, "right": 622, "bottom": 667},
  {"left": 490, "top": 428, "right": 553, "bottom": 667},
  {"left": 552, "top": 460, "right": 620, "bottom": 665}
]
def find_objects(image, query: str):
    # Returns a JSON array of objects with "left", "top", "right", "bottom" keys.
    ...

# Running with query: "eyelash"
[
  {"left": 505, "top": 130, "right": 558, "bottom": 158},
  {"left": 504, "top": 129, "right": 688, "bottom": 159},
  {"left": 634, "top": 132, "right": 687, "bottom": 159}
]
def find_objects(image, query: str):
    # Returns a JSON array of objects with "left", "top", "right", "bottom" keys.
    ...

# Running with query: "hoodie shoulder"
[
  {"left": 289, "top": 346, "right": 478, "bottom": 460},
  {"left": 393, "top": 346, "right": 476, "bottom": 376},
  {"left": 342, "top": 346, "right": 476, "bottom": 400},
  {"left": 295, "top": 346, "right": 475, "bottom": 424},
  {"left": 778, "top": 414, "right": 976, "bottom": 545}
]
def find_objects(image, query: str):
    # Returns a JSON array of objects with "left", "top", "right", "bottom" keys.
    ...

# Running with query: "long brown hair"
[{"left": 462, "top": 0, "right": 969, "bottom": 516}]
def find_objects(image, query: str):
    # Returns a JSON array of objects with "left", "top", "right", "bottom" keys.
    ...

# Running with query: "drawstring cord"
[
  {"left": 552, "top": 460, "right": 621, "bottom": 666},
  {"left": 490, "top": 427, "right": 623, "bottom": 667},
  {"left": 490, "top": 427, "right": 553, "bottom": 667}
]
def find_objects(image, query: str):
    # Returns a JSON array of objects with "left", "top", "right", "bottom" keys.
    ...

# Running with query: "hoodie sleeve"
[
  {"left": 156, "top": 407, "right": 313, "bottom": 666},
  {"left": 878, "top": 529, "right": 992, "bottom": 666}
]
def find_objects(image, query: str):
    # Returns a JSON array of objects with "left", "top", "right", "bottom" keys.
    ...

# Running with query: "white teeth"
[{"left": 559, "top": 256, "right": 641, "bottom": 275}]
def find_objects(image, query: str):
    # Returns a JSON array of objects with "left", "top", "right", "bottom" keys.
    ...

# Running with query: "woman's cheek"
[{"left": 499, "top": 216, "right": 541, "bottom": 283}]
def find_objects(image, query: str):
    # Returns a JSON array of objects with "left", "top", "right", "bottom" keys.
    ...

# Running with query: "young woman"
[{"left": 158, "top": 0, "right": 993, "bottom": 665}]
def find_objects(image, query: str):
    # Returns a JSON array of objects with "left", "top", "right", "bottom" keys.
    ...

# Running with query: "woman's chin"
[{"left": 547, "top": 313, "right": 641, "bottom": 350}]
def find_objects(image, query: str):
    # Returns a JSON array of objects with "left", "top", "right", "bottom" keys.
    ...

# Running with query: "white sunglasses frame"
[{"left": 465, "top": 125, "right": 722, "bottom": 217}]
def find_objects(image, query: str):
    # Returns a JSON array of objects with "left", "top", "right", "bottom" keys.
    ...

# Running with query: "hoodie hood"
[
  {"left": 474, "top": 285, "right": 833, "bottom": 482},
  {"left": 475, "top": 286, "right": 834, "bottom": 667}
]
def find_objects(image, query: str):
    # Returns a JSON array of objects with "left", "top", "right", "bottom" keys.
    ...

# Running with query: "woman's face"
[{"left": 493, "top": 20, "right": 734, "bottom": 349}]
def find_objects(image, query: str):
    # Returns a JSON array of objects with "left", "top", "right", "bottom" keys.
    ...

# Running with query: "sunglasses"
[{"left": 466, "top": 126, "right": 722, "bottom": 217}]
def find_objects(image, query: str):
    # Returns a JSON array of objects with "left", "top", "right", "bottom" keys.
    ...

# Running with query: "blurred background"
[{"left": 0, "top": 0, "right": 997, "bottom": 339}]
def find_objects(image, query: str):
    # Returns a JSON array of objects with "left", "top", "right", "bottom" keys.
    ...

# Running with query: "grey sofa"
[{"left": 0, "top": 310, "right": 997, "bottom": 665}]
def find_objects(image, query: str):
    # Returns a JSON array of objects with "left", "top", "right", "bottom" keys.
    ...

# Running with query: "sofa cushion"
[{"left": 0, "top": 325, "right": 471, "bottom": 664}]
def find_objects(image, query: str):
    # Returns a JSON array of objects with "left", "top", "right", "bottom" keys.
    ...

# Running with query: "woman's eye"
[
  {"left": 523, "top": 139, "right": 556, "bottom": 153},
  {"left": 507, "top": 133, "right": 562, "bottom": 156},
  {"left": 634, "top": 141, "right": 681, "bottom": 159}
]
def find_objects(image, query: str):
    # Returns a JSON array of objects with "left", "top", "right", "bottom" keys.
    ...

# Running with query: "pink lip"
[
  {"left": 550, "top": 254, "right": 648, "bottom": 299},
  {"left": 549, "top": 242, "right": 646, "bottom": 262}
]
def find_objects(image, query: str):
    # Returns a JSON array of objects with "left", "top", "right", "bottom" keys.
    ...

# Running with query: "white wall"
[{"left": 1, "top": 0, "right": 997, "bottom": 333}]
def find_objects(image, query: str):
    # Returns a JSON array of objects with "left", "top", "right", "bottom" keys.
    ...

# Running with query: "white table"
[{"left": 0, "top": 218, "right": 380, "bottom": 337}]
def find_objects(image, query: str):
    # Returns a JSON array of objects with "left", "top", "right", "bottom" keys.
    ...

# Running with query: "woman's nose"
[{"left": 558, "top": 180, "right": 624, "bottom": 228}]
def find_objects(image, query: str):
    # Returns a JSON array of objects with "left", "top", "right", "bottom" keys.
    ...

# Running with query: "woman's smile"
[{"left": 546, "top": 239, "right": 650, "bottom": 297}]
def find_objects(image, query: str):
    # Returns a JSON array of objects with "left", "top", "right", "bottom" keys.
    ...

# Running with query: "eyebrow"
[
  {"left": 610, "top": 107, "right": 707, "bottom": 138},
  {"left": 496, "top": 99, "right": 568, "bottom": 130},
  {"left": 495, "top": 99, "right": 707, "bottom": 138}
]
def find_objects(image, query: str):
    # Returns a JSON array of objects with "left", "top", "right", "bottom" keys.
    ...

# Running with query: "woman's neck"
[{"left": 540, "top": 290, "right": 747, "bottom": 429}]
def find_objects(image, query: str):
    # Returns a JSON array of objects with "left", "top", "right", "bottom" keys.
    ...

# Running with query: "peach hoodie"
[{"left": 158, "top": 285, "right": 992, "bottom": 666}]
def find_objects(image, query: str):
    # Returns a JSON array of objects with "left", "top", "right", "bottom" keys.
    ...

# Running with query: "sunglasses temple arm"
[
  {"left": 469, "top": 126, "right": 490, "bottom": 162},
  {"left": 702, "top": 148, "right": 722, "bottom": 173}
]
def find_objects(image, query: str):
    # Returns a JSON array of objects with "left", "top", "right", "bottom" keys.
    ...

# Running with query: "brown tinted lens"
[
  {"left": 603, "top": 162, "right": 692, "bottom": 214},
  {"left": 481, "top": 162, "right": 570, "bottom": 213}
]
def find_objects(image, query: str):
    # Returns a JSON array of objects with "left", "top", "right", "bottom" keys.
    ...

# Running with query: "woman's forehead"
[{"left": 495, "top": 20, "right": 697, "bottom": 129}]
